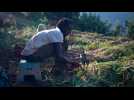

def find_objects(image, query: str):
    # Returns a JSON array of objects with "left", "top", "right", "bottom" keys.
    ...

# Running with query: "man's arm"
[
  {"left": 53, "top": 43, "right": 71, "bottom": 64},
  {"left": 63, "top": 39, "right": 68, "bottom": 52}
]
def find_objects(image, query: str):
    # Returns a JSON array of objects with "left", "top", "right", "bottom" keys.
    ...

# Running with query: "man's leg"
[
  {"left": 52, "top": 58, "right": 73, "bottom": 82},
  {"left": 52, "top": 59, "right": 65, "bottom": 81}
]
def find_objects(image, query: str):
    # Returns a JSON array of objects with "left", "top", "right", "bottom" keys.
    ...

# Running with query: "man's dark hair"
[{"left": 56, "top": 17, "right": 73, "bottom": 36}]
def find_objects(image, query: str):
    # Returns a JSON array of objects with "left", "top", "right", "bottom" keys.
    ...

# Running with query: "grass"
[
  {"left": 9, "top": 25, "right": 134, "bottom": 87},
  {"left": 64, "top": 31, "right": 134, "bottom": 87}
]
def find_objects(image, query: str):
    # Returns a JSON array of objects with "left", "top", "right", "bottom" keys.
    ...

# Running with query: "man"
[{"left": 21, "top": 18, "right": 75, "bottom": 77}]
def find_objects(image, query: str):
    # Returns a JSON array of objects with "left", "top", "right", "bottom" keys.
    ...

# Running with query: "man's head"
[{"left": 56, "top": 17, "right": 73, "bottom": 37}]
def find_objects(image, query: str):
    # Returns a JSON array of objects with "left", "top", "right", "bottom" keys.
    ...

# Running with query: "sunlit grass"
[
  {"left": 67, "top": 32, "right": 134, "bottom": 87},
  {"left": 13, "top": 26, "right": 134, "bottom": 87}
]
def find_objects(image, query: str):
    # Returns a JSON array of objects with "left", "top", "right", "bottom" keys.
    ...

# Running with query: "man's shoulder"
[
  {"left": 48, "top": 28, "right": 63, "bottom": 43},
  {"left": 34, "top": 30, "right": 49, "bottom": 37},
  {"left": 48, "top": 27, "right": 59, "bottom": 33},
  {"left": 48, "top": 28, "right": 62, "bottom": 36}
]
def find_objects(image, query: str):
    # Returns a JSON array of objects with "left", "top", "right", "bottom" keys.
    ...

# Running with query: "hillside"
[
  {"left": 38, "top": 31, "right": 134, "bottom": 87},
  {"left": 0, "top": 12, "right": 134, "bottom": 87},
  {"left": 0, "top": 28, "right": 134, "bottom": 87}
]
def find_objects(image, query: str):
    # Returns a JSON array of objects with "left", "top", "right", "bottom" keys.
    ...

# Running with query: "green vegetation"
[
  {"left": 78, "top": 13, "right": 111, "bottom": 34},
  {"left": 63, "top": 32, "right": 134, "bottom": 87},
  {"left": 0, "top": 12, "right": 134, "bottom": 87},
  {"left": 38, "top": 31, "right": 134, "bottom": 87},
  {"left": 126, "top": 20, "right": 134, "bottom": 39}
]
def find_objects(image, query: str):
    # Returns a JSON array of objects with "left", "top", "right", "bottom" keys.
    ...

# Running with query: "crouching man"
[{"left": 21, "top": 18, "right": 76, "bottom": 80}]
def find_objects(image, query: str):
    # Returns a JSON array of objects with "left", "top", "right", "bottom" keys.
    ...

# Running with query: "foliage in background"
[
  {"left": 0, "top": 12, "right": 134, "bottom": 87},
  {"left": 126, "top": 20, "right": 134, "bottom": 40},
  {"left": 78, "top": 13, "right": 111, "bottom": 34}
]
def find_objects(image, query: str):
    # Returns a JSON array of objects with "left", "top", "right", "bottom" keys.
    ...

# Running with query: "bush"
[{"left": 0, "top": 28, "right": 16, "bottom": 49}]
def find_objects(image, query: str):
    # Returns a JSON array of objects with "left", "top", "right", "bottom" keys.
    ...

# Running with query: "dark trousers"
[
  {"left": 21, "top": 43, "right": 69, "bottom": 80},
  {"left": 21, "top": 44, "right": 55, "bottom": 62}
]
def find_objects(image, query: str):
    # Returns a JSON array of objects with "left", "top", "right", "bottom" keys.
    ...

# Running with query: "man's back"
[{"left": 21, "top": 27, "right": 63, "bottom": 56}]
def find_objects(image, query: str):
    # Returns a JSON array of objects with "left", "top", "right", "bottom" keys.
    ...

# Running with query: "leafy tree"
[
  {"left": 78, "top": 13, "right": 111, "bottom": 34},
  {"left": 0, "top": 13, "right": 16, "bottom": 49},
  {"left": 113, "top": 21, "right": 121, "bottom": 36},
  {"left": 126, "top": 20, "right": 134, "bottom": 39}
]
